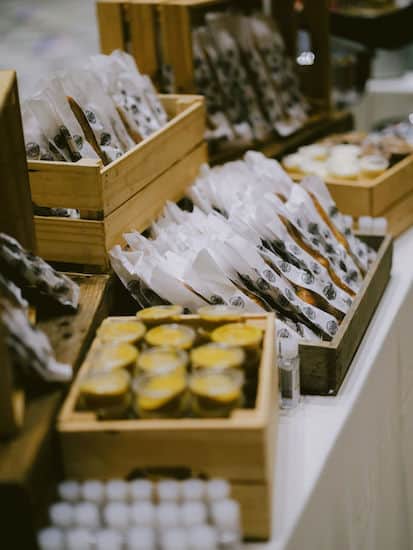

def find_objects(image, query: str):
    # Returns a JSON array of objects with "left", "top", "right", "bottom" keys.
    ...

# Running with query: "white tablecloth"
[{"left": 248, "top": 227, "right": 413, "bottom": 550}]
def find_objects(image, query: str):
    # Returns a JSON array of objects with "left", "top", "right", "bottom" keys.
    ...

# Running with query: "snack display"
[
  {"left": 38, "top": 477, "right": 242, "bottom": 550},
  {"left": 111, "top": 151, "right": 376, "bottom": 344},
  {"left": 189, "top": 12, "right": 309, "bottom": 152},
  {"left": 0, "top": 233, "right": 76, "bottom": 383},
  {"left": 76, "top": 310, "right": 267, "bottom": 419},
  {"left": 22, "top": 50, "right": 168, "bottom": 166},
  {"left": 282, "top": 129, "right": 413, "bottom": 181}
]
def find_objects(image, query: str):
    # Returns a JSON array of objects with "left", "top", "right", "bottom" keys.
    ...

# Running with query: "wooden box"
[
  {"left": 300, "top": 234, "right": 393, "bottom": 395},
  {"left": 28, "top": 95, "right": 207, "bottom": 268},
  {"left": 292, "top": 154, "right": 413, "bottom": 238},
  {"left": 96, "top": 0, "right": 337, "bottom": 163},
  {"left": 58, "top": 313, "right": 278, "bottom": 540}
]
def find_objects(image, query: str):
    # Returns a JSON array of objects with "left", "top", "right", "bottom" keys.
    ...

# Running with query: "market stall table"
[{"left": 248, "top": 226, "right": 413, "bottom": 549}]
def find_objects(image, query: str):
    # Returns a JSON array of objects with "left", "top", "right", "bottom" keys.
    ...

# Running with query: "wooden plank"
[
  {"left": 127, "top": 2, "right": 159, "bottom": 79},
  {"left": 271, "top": 0, "right": 296, "bottom": 58},
  {"left": 104, "top": 142, "right": 207, "bottom": 249},
  {"left": 101, "top": 97, "right": 205, "bottom": 214},
  {"left": 96, "top": 1, "right": 126, "bottom": 54},
  {"left": 327, "top": 180, "right": 372, "bottom": 218},
  {"left": 160, "top": 4, "right": 196, "bottom": 92},
  {"left": 384, "top": 191, "right": 413, "bottom": 238},
  {"left": 0, "top": 275, "right": 112, "bottom": 549},
  {"left": 0, "top": 71, "right": 36, "bottom": 251},
  {"left": 28, "top": 159, "right": 103, "bottom": 211},
  {"left": 34, "top": 217, "right": 108, "bottom": 267},
  {"left": 232, "top": 480, "right": 272, "bottom": 540},
  {"left": 301, "top": 0, "right": 331, "bottom": 107},
  {"left": 371, "top": 154, "right": 413, "bottom": 216}
]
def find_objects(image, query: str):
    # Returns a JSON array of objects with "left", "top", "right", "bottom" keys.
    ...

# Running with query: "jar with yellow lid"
[
  {"left": 198, "top": 305, "right": 242, "bottom": 324},
  {"left": 79, "top": 369, "right": 131, "bottom": 419},
  {"left": 136, "top": 305, "right": 184, "bottom": 326},
  {"left": 145, "top": 324, "right": 196, "bottom": 351},
  {"left": 189, "top": 369, "right": 244, "bottom": 418},
  {"left": 134, "top": 371, "right": 188, "bottom": 419},
  {"left": 137, "top": 347, "right": 188, "bottom": 377},
  {"left": 89, "top": 343, "right": 138, "bottom": 375},
  {"left": 190, "top": 343, "right": 245, "bottom": 372},
  {"left": 97, "top": 319, "right": 146, "bottom": 346},
  {"left": 211, "top": 322, "right": 263, "bottom": 407}
]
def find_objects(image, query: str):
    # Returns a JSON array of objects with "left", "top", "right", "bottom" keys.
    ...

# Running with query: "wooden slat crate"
[
  {"left": 58, "top": 313, "right": 278, "bottom": 540},
  {"left": 96, "top": 0, "right": 333, "bottom": 164},
  {"left": 28, "top": 95, "right": 207, "bottom": 268},
  {"left": 292, "top": 154, "right": 413, "bottom": 238},
  {"left": 300, "top": 234, "right": 393, "bottom": 395}
]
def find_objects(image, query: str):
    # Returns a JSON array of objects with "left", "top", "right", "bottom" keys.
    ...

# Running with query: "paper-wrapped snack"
[{"left": 0, "top": 233, "right": 79, "bottom": 312}]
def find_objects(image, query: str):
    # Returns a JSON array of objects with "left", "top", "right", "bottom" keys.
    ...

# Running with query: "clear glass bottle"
[{"left": 278, "top": 337, "right": 301, "bottom": 409}]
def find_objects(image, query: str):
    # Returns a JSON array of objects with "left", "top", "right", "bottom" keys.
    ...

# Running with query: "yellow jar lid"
[
  {"left": 145, "top": 324, "right": 196, "bottom": 350},
  {"left": 138, "top": 375, "right": 186, "bottom": 411},
  {"left": 190, "top": 372, "right": 242, "bottom": 404},
  {"left": 138, "top": 347, "right": 188, "bottom": 373},
  {"left": 137, "top": 305, "right": 183, "bottom": 322},
  {"left": 211, "top": 323, "right": 263, "bottom": 349},
  {"left": 93, "top": 343, "right": 138, "bottom": 373},
  {"left": 190, "top": 344, "right": 245, "bottom": 370},
  {"left": 198, "top": 305, "right": 242, "bottom": 323},
  {"left": 80, "top": 370, "right": 130, "bottom": 398},
  {"left": 97, "top": 320, "right": 146, "bottom": 345}
]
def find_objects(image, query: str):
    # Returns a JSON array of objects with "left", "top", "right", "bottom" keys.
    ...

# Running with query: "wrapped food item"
[
  {"left": 88, "top": 343, "right": 139, "bottom": 375},
  {"left": 137, "top": 347, "right": 188, "bottom": 376},
  {"left": 22, "top": 104, "right": 56, "bottom": 161},
  {"left": 1, "top": 296, "right": 72, "bottom": 382},
  {"left": 191, "top": 343, "right": 245, "bottom": 371},
  {"left": 27, "top": 78, "right": 98, "bottom": 162},
  {"left": 0, "top": 273, "right": 28, "bottom": 310},
  {"left": 145, "top": 324, "right": 196, "bottom": 350},
  {"left": 0, "top": 233, "right": 79, "bottom": 312},
  {"left": 134, "top": 370, "right": 188, "bottom": 419},
  {"left": 136, "top": 305, "right": 184, "bottom": 325}
]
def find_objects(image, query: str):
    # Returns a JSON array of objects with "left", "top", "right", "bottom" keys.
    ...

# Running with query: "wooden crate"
[
  {"left": 0, "top": 274, "right": 113, "bottom": 549},
  {"left": 97, "top": 0, "right": 330, "bottom": 104},
  {"left": 58, "top": 313, "right": 278, "bottom": 540},
  {"left": 96, "top": 0, "right": 333, "bottom": 165},
  {"left": 300, "top": 234, "right": 393, "bottom": 395},
  {"left": 28, "top": 95, "right": 206, "bottom": 268},
  {"left": 292, "top": 153, "right": 413, "bottom": 237}
]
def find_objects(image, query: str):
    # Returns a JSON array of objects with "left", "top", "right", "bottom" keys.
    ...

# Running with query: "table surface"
[{"left": 247, "top": 226, "right": 413, "bottom": 550}]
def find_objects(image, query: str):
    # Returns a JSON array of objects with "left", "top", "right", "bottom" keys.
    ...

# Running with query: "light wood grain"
[
  {"left": 34, "top": 217, "right": 107, "bottom": 266},
  {"left": 96, "top": 1, "right": 126, "bottom": 54},
  {"left": 0, "top": 70, "right": 36, "bottom": 251},
  {"left": 127, "top": 2, "right": 159, "bottom": 79},
  {"left": 28, "top": 159, "right": 103, "bottom": 210},
  {"left": 101, "top": 96, "right": 205, "bottom": 214}
]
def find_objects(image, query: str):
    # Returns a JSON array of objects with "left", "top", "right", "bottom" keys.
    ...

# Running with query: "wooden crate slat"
[
  {"left": 34, "top": 217, "right": 107, "bottom": 267},
  {"left": 101, "top": 97, "right": 205, "bottom": 214},
  {"left": 127, "top": 2, "right": 159, "bottom": 79},
  {"left": 28, "top": 159, "right": 103, "bottom": 211},
  {"left": 0, "top": 71, "right": 36, "bottom": 251},
  {"left": 96, "top": 0, "right": 126, "bottom": 54}
]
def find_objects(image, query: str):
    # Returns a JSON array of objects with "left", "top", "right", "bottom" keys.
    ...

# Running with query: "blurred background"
[{"left": 2, "top": 0, "right": 413, "bottom": 130}]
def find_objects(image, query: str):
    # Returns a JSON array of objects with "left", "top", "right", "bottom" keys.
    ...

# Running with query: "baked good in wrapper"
[
  {"left": 22, "top": 51, "right": 168, "bottom": 166},
  {"left": 110, "top": 152, "right": 377, "bottom": 343},
  {"left": 0, "top": 233, "right": 79, "bottom": 312},
  {"left": 1, "top": 295, "right": 72, "bottom": 383}
]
